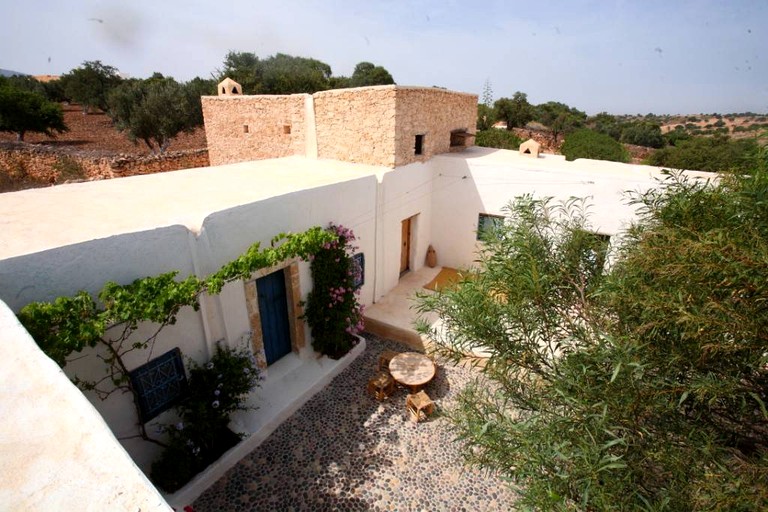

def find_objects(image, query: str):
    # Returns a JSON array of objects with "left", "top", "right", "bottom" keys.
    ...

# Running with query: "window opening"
[
  {"left": 243, "top": 124, "right": 249, "bottom": 133},
  {"left": 352, "top": 253, "right": 365, "bottom": 289},
  {"left": 283, "top": 124, "right": 292, "bottom": 135},
  {"left": 232, "top": 86, "right": 239, "bottom": 94},
  {"left": 450, "top": 129, "right": 471, "bottom": 148},
  {"left": 129, "top": 348, "right": 187, "bottom": 423},
  {"left": 414, "top": 134, "right": 424, "bottom": 155},
  {"left": 477, "top": 213, "right": 505, "bottom": 241}
]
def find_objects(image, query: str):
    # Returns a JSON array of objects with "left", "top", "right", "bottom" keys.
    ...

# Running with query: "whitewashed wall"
[
  {"left": 428, "top": 147, "right": 686, "bottom": 269},
  {"left": 0, "top": 300, "right": 171, "bottom": 511},
  {"left": 375, "top": 162, "right": 435, "bottom": 301},
  {"left": 197, "top": 175, "right": 379, "bottom": 350},
  {"left": 0, "top": 172, "right": 379, "bottom": 476}
]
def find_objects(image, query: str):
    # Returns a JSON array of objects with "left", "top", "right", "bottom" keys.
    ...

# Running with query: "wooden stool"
[
  {"left": 406, "top": 390, "right": 435, "bottom": 422},
  {"left": 367, "top": 371, "right": 395, "bottom": 401},
  {"left": 378, "top": 350, "right": 399, "bottom": 372}
]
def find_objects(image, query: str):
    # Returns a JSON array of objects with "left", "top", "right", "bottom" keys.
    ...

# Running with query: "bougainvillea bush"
[{"left": 303, "top": 223, "right": 364, "bottom": 358}]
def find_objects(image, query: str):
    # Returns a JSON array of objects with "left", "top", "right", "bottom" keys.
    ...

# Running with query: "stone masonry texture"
[
  {"left": 202, "top": 85, "right": 479, "bottom": 168},
  {"left": 203, "top": 95, "right": 307, "bottom": 167}
]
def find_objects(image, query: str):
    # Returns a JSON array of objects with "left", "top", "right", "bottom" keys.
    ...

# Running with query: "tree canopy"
[
  {"left": 561, "top": 128, "right": 630, "bottom": 162},
  {"left": 348, "top": 61, "right": 395, "bottom": 87},
  {"left": 0, "top": 78, "right": 67, "bottom": 141},
  {"left": 533, "top": 101, "right": 587, "bottom": 140},
  {"left": 494, "top": 92, "right": 533, "bottom": 130},
  {"left": 648, "top": 134, "right": 759, "bottom": 173},
  {"left": 218, "top": 52, "right": 395, "bottom": 94},
  {"left": 416, "top": 164, "right": 768, "bottom": 509},
  {"left": 106, "top": 77, "right": 205, "bottom": 153},
  {"left": 60, "top": 60, "right": 122, "bottom": 112}
]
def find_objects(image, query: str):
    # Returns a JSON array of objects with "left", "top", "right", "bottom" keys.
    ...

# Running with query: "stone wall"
[
  {"left": 313, "top": 86, "right": 398, "bottom": 167},
  {"left": 202, "top": 95, "right": 307, "bottom": 166},
  {"left": 201, "top": 85, "right": 478, "bottom": 168},
  {"left": 0, "top": 143, "right": 209, "bottom": 192},
  {"left": 394, "top": 88, "right": 478, "bottom": 167}
]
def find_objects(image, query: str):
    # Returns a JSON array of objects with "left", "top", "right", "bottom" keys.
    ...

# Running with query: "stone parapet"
[
  {"left": 201, "top": 85, "right": 478, "bottom": 168},
  {"left": 202, "top": 95, "right": 308, "bottom": 166}
]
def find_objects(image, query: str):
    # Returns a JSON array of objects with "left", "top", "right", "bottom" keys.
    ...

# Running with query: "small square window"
[
  {"left": 414, "top": 134, "right": 424, "bottom": 155},
  {"left": 283, "top": 125, "right": 292, "bottom": 135},
  {"left": 352, "top": 253, "right": 365, "bottom": 289},
  {"left": 129, "top": 348, "right": 187, "bottom": 423},
  {"left": 243, "top": 124, "right": 249, "bottom": 133},
  {"left": 477, "top": 213, "right": 505, "bottom": 241}
]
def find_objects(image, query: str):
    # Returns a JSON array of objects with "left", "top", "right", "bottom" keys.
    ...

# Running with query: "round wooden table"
[{"left": 389, "top": 352, "right": 436, "bottom": 392}]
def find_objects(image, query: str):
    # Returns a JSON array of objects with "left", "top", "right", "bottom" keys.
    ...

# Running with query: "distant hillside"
[{"left": 0, "top": 68, "right": 28, "bottom": 77}]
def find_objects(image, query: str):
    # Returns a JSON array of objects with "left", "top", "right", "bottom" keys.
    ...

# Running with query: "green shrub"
[
  {"left": 150, "top": 343, "right": 260, "bottom": 492},
  {"left": 416, "top": 169, "right": 768, "bottom": 509},
  {"left": 648, "top": 135, "right": 759, "bottom": 172},
  {"left": 475, "top": 129, "right": 523, "bottom": 150},
  {"left": 620, "top": 121, "right": 664, "bottom": 148},
  {"left": 561, "top": 129, "right": 630, "bottom": 162}
]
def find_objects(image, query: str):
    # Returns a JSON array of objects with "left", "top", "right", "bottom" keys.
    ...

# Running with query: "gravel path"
[{"left": 193, "top": 334, "right": 518, "bottom": 511}]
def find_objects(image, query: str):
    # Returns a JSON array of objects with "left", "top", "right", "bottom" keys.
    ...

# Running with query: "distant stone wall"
[
  {"left": 201, "top": 85, "right": 478, "bottom": 168},
  {"left": 394, "top": 88, "right": 478, "bottom": 167},
  {"left": 0, "top": 143, "right": 208, "bottom": 192},
  {"left": 202, "top": 95, "right": 307, "bottom": 166},
  {"left": 313, "top": 86, "right": 397, "bottom": 167}
]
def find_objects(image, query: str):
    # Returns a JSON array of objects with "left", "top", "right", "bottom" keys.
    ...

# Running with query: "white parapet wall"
[{"left": 0, "top": 299, "right": 171, "bottom": 511}]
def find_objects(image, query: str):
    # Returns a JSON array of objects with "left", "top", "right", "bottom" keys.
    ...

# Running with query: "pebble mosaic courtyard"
[{"left": 193, "top": 334, "right": 518, "bottom": 511}]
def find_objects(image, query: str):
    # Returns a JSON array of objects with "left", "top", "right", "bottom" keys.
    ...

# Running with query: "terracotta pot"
[{"left": 426, "top": 245, "right": 437, "bottom": 268}]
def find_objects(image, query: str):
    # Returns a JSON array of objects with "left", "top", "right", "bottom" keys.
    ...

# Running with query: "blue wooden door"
[{"left": 257, "top": 270, "right": 292, "bottom": 365}]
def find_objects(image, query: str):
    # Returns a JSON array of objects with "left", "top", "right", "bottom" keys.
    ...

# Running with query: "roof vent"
[
  {"left": 218, "top": 77, "right": 242, "bottom": 96},
  {"left": 519, "top": 139, "right": 541, "bottom": 158}
]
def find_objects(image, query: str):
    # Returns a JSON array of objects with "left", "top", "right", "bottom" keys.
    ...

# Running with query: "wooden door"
[
  {"left": 257, "top": 270, "right": 292, "bottom": 365},
  {"left": 400, "top": 218, "right": 411, "bottom": 275}
]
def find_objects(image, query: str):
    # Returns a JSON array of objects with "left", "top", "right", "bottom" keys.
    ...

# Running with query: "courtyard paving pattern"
[{"left": 193, "top": 334, "right": 518, "bottom": 511}]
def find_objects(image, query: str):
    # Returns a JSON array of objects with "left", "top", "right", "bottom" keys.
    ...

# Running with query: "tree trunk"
[{"left": 16, "top": 131, "right": 24, "bottom": 142}]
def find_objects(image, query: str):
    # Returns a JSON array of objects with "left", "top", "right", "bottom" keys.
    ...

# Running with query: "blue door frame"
[{"left": 257, "top": 270, "right": 292, "bottom": 365}]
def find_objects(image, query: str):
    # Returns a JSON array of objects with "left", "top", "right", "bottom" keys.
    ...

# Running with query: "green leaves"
[
  {"left": 18, "top": 227, "right": 332, "bottom": 370},
  {"left": 416, "top": 171, "right": 768, "bottom": 509}
]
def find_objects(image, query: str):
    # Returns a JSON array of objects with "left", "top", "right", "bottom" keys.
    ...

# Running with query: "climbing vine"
[{"left": 17, "top": 227, "right": 335, "bottom": 444}]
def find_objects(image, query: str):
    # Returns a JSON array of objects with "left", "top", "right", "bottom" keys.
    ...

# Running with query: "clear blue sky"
[{"left": 2, "top": 0, "right": 766, "bottom": 114}]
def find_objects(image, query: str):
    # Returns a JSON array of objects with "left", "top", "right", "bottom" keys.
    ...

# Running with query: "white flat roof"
[
  {"left": 0, "top": 156, "right": 385, "bottom": 260},
  {"left": 436, "top": 146, "right": 714, "bottom": 181}
]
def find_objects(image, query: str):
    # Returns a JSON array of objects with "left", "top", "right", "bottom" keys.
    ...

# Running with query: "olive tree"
[
  {"left": 106, "top": 77, "right": 202, "bottom": 153},
  {"left": 0, "top": 78, "right": 67, "bottom": 141},
  {"left": 60, "top": 60, "right": 122, "bottom": 113},
  {"left": 416, "top": 167, "right": 768, "bottom": 510}
]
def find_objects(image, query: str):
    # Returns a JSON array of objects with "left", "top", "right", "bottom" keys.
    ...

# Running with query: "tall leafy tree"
[
  {"left": 106, "top": 77, "right": 201, "bottom": 153},
  {"left": 494, "top": 91, "right": 533, "bottom": 130},
  {"left": 620, "top": 121, "right": 664, "bottom": 148},
  {"left": 533, "top": 101, "right": 587, "bottom": 141},
  {"left": 259, "top": 53, "right": 332, "bottom": 94},
  {"left": 348, "top": 61, "right": 395, "bottom": 87},
  {"left": 587, "top": 111, "right": 624, "bottom": 140},
  {"left": 218, "top": 51, "right": 262, "bottom": 94},
  {"left": 0, "top": 78, "right": 67, "bottom": 141},
  {"left": 60, "top": 60, "right": 122, "bottom": 113},
  {"left": 416, "top": 167, "right": 768, "bottom": 510}
]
